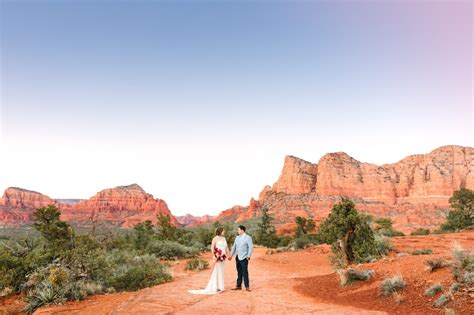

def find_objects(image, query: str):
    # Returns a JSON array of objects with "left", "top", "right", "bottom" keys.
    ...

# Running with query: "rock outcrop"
[
  {"left": 0, "top": 187, "right": 55, "bottom": 226},
  {"left": 176, "top": 214, "right": 215, "bottom": 226},
  {"left": 211, "top": 145, "right": 474, "bottom": 233},
  {"left": 0, "top": 184, "right": 176, "bottom": 227}
]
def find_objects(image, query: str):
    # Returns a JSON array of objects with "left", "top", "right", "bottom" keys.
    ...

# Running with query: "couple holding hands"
[{"left": 189, "top": 225, "right": 253, "bottom": 294}]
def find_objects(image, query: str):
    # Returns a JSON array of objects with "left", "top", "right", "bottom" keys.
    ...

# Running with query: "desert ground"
[{"left": 1, "top": 231, "right": 472, "bottom": 315}]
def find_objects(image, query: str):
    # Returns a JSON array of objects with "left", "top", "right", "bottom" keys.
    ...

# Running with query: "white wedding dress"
[{"left": 189, "top": 237, "right": 227, "bottom": 294}]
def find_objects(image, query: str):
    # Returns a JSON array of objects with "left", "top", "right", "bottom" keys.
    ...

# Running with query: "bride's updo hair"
[{"left": 215, "top": 227, "right": 224, "bottom": 236}]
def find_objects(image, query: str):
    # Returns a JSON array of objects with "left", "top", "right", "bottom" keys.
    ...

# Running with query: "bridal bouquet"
[{"left": 213, "top": 248, "right": 227, "bottom": 262}]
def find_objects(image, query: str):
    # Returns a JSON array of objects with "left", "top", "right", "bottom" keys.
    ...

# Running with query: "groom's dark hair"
[{"left": 238, "top": 225, "right": 246, "bottom": 232}]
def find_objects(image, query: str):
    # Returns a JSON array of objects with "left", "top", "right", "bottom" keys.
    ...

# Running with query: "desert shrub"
[
  {"left": 295, "top": 216, "right": 315, "bottom": 238},
  {"left": 411, "top": 228, "right": 430, "bottom": 236},
  {"left": 255, "top": 207, "right": 280, "bottom": 248},
  {"left": 318, "top": 198, "right": 381, "bottom": 268},
  {"left": 32, "top": 205, "right": 74, "bottom": 256},
  {"left": 185, "top": 258, "right": 209, "bottom": 271},
  {"left": 193, "top": 226, "right": 215, "bottom": 247},
  {"left": 447, "top": 282, "right": 460, "bottom": 295},
  {"left": 278, "top": 236, "right": 292, "bottom": 247},
  {"left": 133, "top": 220, "right": 155, "bottom": 249},
  {"left": 425, "top": 283, "right": 443, "bottom": 297},
  {"left": 433, "top": 294, "right": 449, "bottom": 308},
  {"left": 374, "top": 218, "right": 404, "bottom": 237},
  {"left": 288, "top": 235, "right": 312, "bottom": 250},
  {"left": 424, "top": 258, "right": 449, "bottom": 272},
  {"left": 155, "top": 214, "right": 178, "bottom": 241},
  {"left": 24, "top": 280, "right": 66, "bottom": 314},
  {"left": 380, "top": 275, "right": 406, "bottom": 297},
  {"left": 412, "top": 249, "right": 432, "bottom": 255},
  {"left": 464, "top": 271, "right": 474, "bottom": 284},
  {"left": 374, "top": 235, "right": 391, "bottom": 256},
  {"left": 338, "top": 268, "right": 374, "bottom": 286},
  {"left": 451, "top": 242, "right": 473, "bottom": 283},
  {"left": 440, "top": 188, "right": 474, "bottom": 232},
  {"left": 106, "top": 254, "right": 171, "bottom": 291},
  {"left": 146, "top": 240, "right": 197, "bottom": 260}
]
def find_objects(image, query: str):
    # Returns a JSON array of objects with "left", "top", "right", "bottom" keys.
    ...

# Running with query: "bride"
[{"left": 189, "top": 227, "right": 230, "bottom": 294}]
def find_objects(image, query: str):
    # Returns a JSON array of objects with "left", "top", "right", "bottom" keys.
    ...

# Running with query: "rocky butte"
[
  {"left": 0, "top": 184, "right": 176, "bottom": 228},
  {"left": 204, "top": 145, "right": 473, "bottom": 233}
]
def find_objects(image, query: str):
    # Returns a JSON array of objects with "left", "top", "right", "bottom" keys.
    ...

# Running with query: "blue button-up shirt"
[{"left": 230, "top": 233, "right": 254, "bottom": 260}]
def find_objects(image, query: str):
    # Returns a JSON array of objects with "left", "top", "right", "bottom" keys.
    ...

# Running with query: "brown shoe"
[
  {"left": 231, "top": 287, "right": 242, "bottom": 290},
  {"left": 245, "top": 288, "right": 251, "bottom": 292}
]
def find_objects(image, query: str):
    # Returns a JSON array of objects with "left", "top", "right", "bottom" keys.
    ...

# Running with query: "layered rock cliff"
[
  {"left": 0, "top": 184, "right": 176, "bottom": 227},
  {"left": 213, "top": 145, "right": 474, "bottom": 232},
  {"left": 0, "top": 187, "right": 55, "bottom": 226}
]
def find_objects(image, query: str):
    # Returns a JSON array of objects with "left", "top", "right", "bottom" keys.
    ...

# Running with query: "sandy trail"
[{"left": 36, "top": 247, "right": 383, "bottom": 315}]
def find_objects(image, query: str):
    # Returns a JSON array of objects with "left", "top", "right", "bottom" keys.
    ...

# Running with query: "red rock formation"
[
  {"left": 60, "top": 184, "right": 177, "bottom": 227},
  {"left": 0, "top": 187, "right": 55, "bottom": 226},
  {"left": 271, "top": 156, "right": 318, "bottom": 194},
  {"left": 176, "top": 214, "right": 215, "bottom": 226},
  {"left": 0, "top": 184, "right": 177, "bottom": 228},
  {"left": 211, "top": 145, "right": 473, "bottom": 233}
]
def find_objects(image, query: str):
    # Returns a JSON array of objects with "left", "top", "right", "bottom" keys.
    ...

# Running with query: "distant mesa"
[{"left": 0, "top": 184, "right": 176, "bottom": 228}]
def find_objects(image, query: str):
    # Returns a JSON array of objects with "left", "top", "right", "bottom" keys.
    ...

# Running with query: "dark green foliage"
[
  {"left": 451, "top": 243, "right": 473, "bottom": 283},
  {"left": 318, "top": 198, "right": 381, "bottom": 267},
  {"left": 440, "top": 188, "right": 474, "bottom": 232},
  {"left": 106, "top": 254, "right": 171, "bottom": 291},
  {"left": 185, "top": 258, "right": 209, "bottom": 271},
  {"left": 288, "top": 235, "right": 312, "bottom": 250},
  {"left": 133, "top": 220, "right": 154, "bottom": 249},
  {"left": 380, "top": 275, "right": 406, "bottom": 296},
  {"left": 295, "top": 216, "right": 315, "bottom": 238},
  {"left": 338, "top": 268, "right": 374, "bottom": 286},
  {"left": 374, "top": 217, "right": 404, "bottom": 237},
  {"left": 156, "top": 214, "right": 178, "bottom": 241},
  {"left": 424, "top": 258, "right": 449, "bottom": 272},
  {"left": 433, "top": 294, "right": 448, "bottom": 308},
  {"left": 412, "top": 248, "right": 433, "bottom": 255},
  {"left": 425, "top": 283, "right": 443, "bottom": 297},
  {"left": 255, "top": 207, "right": 280, "bottom": 248},
  {"left": 146, "top": 240, "right": 197, "bottom": 259},
  {"left": 411, "top": 228, "right": 430, "bottom": 236},
  {"left": 32, "top": 205, "right": 74, "bottom": 255}
]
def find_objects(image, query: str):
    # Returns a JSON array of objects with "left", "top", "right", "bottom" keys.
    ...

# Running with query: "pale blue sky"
[{"left": 1, "top": 0, "right": 472, "bottom": 216}]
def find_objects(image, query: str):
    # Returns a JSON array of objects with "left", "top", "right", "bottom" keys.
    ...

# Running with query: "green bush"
[
  {"left": 106, "top": 254, "right": 171, "bottom": 291},
  {"left": 255, "top": 207, "right": 280, "bottom": 248},
  {"left": 424, "top": 258, "right": 449, "bottom": 272},
  {"left": 338, "top": 268, "right": 374, "bottom": 286},
  {"left": 374, "top": 235, "right": 391, "bottom": 257},
  {"left": 433, "top": 294, "right": 449, "bottom": 308},
  {"left": 440, "top": 189, "right": 474, "bottom": 232},
  {"left": 319, "top": 198, "right": 382, "bottom": 268},
  {"left": 380, "top": 275, "right": 406, "bottom": 296},
  {"left": 411, "top": 228, "right": 430, "bottom": 236},
  {"left": 451, "top": 243, "right": 472, "bottom": 283},
  {"left": 425, "top": 283, "right": 443, "bottom": 297},
  {"left": 277, "top": 236, "right": 292, "bottom": 247},
  {"left": 447, "top": 282, "right": 460, "bottom": 295},
  {"left": 146, "top": 240, "right": 197, "bottom": 260},
  {"left": 375, "top": 218, "right": 404, "bottom": 237},
  {"left": 412, "top": 249, "right": 432, "bottom": 255},
  {"left": 288, "top": 236, "right": 312, "bottom": 250},
  {"left": 185, "top": 258, "right": 209, "bottom": 271}
]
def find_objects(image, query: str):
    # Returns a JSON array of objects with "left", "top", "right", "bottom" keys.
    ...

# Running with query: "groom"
[{"left": 229, "top": 225, "right": 253, "bottom": 292}]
